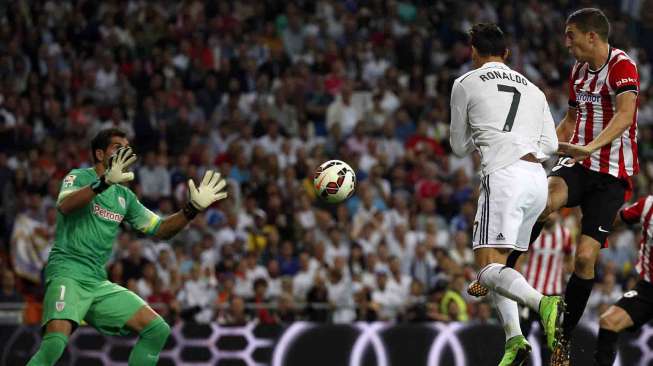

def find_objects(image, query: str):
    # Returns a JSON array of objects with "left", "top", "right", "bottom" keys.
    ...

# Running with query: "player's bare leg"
[
  {"left": 125, "top": 305, "right": 171, "bottom": 366},
  {"left": 26, "top": 320, "right": 74, "bottom": 366},
  {"left": 595, "top": 306, "right": 634, "bottom": 366}
]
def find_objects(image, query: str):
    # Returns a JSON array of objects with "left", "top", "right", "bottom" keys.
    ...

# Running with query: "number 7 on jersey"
[{"left": 497, "top": 84, "right": 521, "bottom": 132}]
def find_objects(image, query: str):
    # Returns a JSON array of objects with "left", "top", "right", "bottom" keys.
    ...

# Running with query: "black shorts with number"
[
  {"left": 616, "top": 280, "right": 653, "bottom": 330},
  {"left": 549, "top": 158, "right": 626, "bottom": 246}
]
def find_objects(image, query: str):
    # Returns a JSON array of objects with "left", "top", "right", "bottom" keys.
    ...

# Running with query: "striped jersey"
[
  {"left": 568, "top": 46, "right": 640, "bottom": 178},
  {"left": 620, "top": 196, "right": 653, "bottom": 283},
  {"left": 522, "top": 223, "right": 573, "bottom": 295}
]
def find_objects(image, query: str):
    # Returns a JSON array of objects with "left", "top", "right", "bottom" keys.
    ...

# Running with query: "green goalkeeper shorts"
[{"left": 42, "top": 276, "right": 147, "bottom": 336}]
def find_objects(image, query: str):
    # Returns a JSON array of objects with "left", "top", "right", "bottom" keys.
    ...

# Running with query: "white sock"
[
  {"left": 478, "top": 263, "right": 543, "bottom": 311},
  {"left": 490, "top": 291, "right": 523, "bottom": 341}
]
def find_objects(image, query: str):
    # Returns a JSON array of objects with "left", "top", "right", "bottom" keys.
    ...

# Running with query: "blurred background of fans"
[{"left": 0, "top": 0, "right": 652, "bottom": 327}]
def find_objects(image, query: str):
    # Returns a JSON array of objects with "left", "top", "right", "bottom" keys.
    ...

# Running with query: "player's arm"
[
  {"left": 57, "top": 185, "right": 99, "bottom": 215},
  {"left": 555, "top": 107, "right": 577, "bottom": 143},
  {"left": 615, "top": 197, "right": 647, "bottom": 229},
  {"left": 537, "top": 96, "right": 559, "bottom": 159},
  {"left": 151, "top": 171, "right": 228, "bottom": 239},
  {"left": 557, "top": 64, "right": 580, "bottom": 143},
  {"left": 449, "top": 81, "right": 474, "bottom": 156},
  {"left": 559, "top": 60, "right": 639, "bottom": 161},
  {"left": 154, "top": 211, "right": 192, "bottom": 240},
  {"left": 568, "top": 92, "right": 636, "bottom": 155},
  {"left": 58, "top": 148, "right": 137, "bottom": 215}
]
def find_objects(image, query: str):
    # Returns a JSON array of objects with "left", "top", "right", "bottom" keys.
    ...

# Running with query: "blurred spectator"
[
  {"left": 278, "top": 241, "right": 299, "bottom": 276},
  {"left": 327, "top": 80, "right": 360, "bottom": 136},
  {"left": 120, "top": 240, "right": 151, "bottom": 283},
  {"left": 0, "top": 270, "right": 23, "bottom": 303},
  {"left": 425, "top": 282, "right": 449, "bottom": 322},
  {"left": 305, "top": 274, "right": 329, "bottom": 322},
  {"left": 448, "top": 231, "right": 474, "bottom": 267},
  {"left": 371, "top": 269, "right": 403, "bottom": 320},
  {"left": 441, "top": 275, "right": 469, "bottom": 322},
  {"left": 472, "top": 300, "right": 497, "bottom": 325},
  {"left": 410, "top": 243, "right": 438, "bottom": 289},
  {"left": 326, "top": 267, "right": 355, "bottom": 323},
  {"left": 178, "top": 264, "right": 216, "bottom": 323},
  {"left": 136, "top": 262, "right": 157, "bottom": 299},
  {"left": 403, "top": 280, "right": 426, "bottom": 321},
  {"left": 218, "top": 296, "right": 250, "bottom": 326},
  {"left": 109, "top": 261, "right": 124, "bottom": 286},
  {"left": 293, "top": 252, "right": 317, "bottom": 301},
  {"left": 138, "top": 152, "right": 171, "bottom": 208},
  {"left": 388, "top": 256, "right": 412, "bottom": 299},
  {"left": 275, "top": 293, "right": 297, "bottom": 323},
  {"left": 267, "top": 89, "right": 298, "bottom": 137},
  {"left": 250, "top": 277, "right": 275, "bottom": 324},
  {"left": 355, "top": 287, "right": 379, "bottom": 321},
  {"left": 147, "top": 278, "right": 179, "bottom": 322},
  {"left": 266, "top": 259, "right": 283, "bottom": 299},
  {"left": 215, "top": 275, "right": 236, "bottom": 309},
  {"left": 587, "top": 272, "right": 623, "bottom": 321}
]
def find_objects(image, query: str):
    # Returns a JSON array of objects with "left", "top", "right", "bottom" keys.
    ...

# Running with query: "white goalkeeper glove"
[
  {"left": 92, "top": 147, "right": 137, "bottom": 193},
  {"left": 184, "top": 170, "right": 228, "bottom": 219},
  {"left": 105, "top": 147, "right": 137, "bottom": 184}
]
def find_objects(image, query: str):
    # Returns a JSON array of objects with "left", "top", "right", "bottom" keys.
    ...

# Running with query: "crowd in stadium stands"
[{"left": 0, "top": 0, "right": 652, "bottom": 328}]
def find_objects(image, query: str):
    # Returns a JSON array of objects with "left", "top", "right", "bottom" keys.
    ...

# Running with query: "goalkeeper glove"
[
  {"left": 183, "top": 170, "right": 228, "bottom": 220},
  {"left": 91, "top": 147, "right": 137, "bottom": 193}
]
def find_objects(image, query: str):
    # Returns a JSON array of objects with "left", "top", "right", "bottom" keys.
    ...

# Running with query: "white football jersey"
[{"left": 449, "top": 62, "right": 558, "bottom": 176}]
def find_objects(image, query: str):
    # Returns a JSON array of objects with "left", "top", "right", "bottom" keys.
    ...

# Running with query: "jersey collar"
[
  {"left": 480, "top": 61, "right": 509, "bottom": 70},
  {"left": 588, "top": 45, "right": 612, "bottom": 74}
]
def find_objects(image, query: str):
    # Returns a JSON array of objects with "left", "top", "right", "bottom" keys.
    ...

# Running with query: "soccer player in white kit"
[{"left": 449, "top": 23, "right": 564, "bottom": 366}]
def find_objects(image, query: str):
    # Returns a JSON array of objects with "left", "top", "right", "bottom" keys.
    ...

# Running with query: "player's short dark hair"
[
  {"left": 566, "top": 8, "right": 610, "bottom": 41},
  {"left": 468, "top": 23, "right": 507, "bottom": 58},
  {"left": 91, "top": 128, "right": 127, "bottom": 163}
]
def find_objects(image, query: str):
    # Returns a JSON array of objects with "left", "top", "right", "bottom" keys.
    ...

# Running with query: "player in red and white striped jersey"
[
  {"left": 621, "top": 196, "right": 653, "bottom": 282},
  {"left": 594, "top": 196, "right": 653, "bottom": 365},
  {"left": 523, "top": 218, "right": 574, "bottom": 297},
  {"left": 524, "top": 8, "right": 641, "bottom": 363},
  {"left": 566, "top": 46, "right": 639, "bottom": 178}
]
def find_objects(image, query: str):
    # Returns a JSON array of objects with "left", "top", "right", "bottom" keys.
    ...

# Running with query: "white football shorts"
[{"left": 472, "top": 159, "right": 547, "bottom": 252}]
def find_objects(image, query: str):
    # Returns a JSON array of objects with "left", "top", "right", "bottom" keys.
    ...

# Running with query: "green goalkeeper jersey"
[{"left": 45, "top": 167, "right": 162, "bottom": 282}]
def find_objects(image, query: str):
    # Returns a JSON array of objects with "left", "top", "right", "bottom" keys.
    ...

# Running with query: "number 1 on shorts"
[{"left": 59, "top": 285, "right": 66, "bottom": 301}]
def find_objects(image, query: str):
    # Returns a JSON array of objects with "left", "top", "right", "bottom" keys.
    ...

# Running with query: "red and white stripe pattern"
[
  {"left": 523, "top": 223, "right": 573, "bottom": 295},
  {"left": 568, "top": 47, "right": 640, "bottom": 179},
  {"left": 621, "top": 196, "right": 653, "bottom": 283}
]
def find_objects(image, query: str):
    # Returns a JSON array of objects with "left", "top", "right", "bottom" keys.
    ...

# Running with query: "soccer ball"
[{"left": 313, "top": 160, "right": 356, "bottom": 204}]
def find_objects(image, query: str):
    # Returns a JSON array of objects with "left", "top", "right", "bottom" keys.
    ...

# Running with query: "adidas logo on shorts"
[{"left": 496, "top": 233, "right": 505, "bottom": 241}]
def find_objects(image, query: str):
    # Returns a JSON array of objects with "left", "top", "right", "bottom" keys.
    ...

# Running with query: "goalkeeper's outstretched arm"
[
  {"left": 153, "top": 211, "right": 193, "bottom": 240},
  {"left": 153, "top": 170, "right": 228, "bottom": 240}
]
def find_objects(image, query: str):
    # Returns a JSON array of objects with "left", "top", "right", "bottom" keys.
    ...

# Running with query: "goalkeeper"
[{"left": 27, "top": 128, "right": 228, "bottom": 366}]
